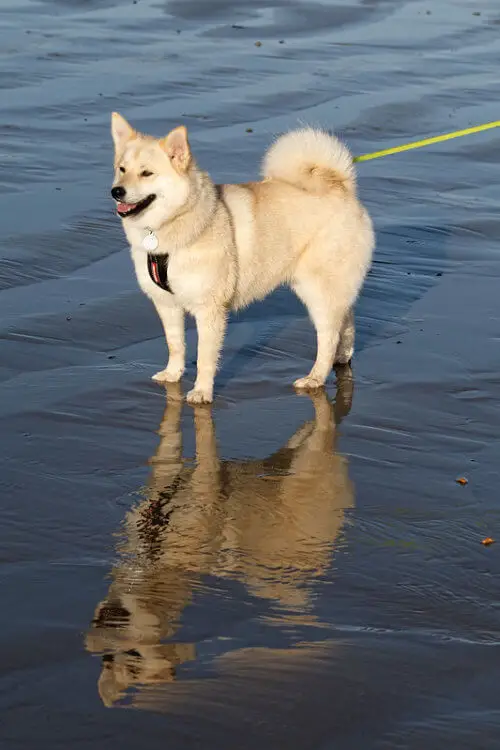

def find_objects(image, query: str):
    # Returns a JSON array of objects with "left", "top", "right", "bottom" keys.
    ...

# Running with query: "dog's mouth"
[{"left": 116, "top": 194, "right": 156, "bottom": 218}]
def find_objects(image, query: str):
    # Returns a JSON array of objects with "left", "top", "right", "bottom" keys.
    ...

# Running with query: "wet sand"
[{"left": 1, "top": 0, "right": 500, "bottom": 747}]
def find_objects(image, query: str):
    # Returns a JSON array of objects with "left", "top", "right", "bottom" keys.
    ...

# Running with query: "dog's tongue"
[{"left": 116, "top": 201, "right": 137, "bottom": 215}]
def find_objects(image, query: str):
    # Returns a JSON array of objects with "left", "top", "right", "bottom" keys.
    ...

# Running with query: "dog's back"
[{"left": 216, "top": 128, "right": 372, "bottom": 310}]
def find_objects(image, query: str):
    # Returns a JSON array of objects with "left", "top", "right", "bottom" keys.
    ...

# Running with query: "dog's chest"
[{"left": 130, "top": 245, "right": 214, "bottom": 308}]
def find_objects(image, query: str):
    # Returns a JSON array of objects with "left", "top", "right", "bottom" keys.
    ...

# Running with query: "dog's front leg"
[
  {"left": 187, "top": 307, "right": 227, "bottom": 405},
  {"left": 152, "top": 301, "right": 185, "bottom": 383}
]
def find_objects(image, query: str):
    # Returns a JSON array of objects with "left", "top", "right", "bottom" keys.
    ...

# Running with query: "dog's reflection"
[{"left": 86, "top": 372, "right": 354, "bottom": 706}]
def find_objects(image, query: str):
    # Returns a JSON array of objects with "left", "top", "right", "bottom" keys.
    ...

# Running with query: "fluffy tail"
[{"left": 261, "top": 127, "right": 356, "bottom": 195}]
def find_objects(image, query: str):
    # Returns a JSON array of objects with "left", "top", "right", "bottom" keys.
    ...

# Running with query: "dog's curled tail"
[{"left": 261, "top": 127, "right": 356, "bottom": 195}]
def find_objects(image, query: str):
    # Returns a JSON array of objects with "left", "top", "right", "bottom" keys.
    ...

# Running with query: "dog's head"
[
  {"left": 86, "top": 593, "right": 196, "bottom": 706},
  {"left": 110, "top": 112, "right": 193, "bottom": 230}
]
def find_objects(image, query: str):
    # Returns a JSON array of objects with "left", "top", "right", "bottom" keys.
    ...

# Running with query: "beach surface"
[{"left": 1, "top": 0, "right": 500, "bottom": 747}]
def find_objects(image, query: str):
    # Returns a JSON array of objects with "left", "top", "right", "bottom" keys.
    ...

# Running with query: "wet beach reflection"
[{"left": 86, "top": 370, "right": 354, "bottom": 707}]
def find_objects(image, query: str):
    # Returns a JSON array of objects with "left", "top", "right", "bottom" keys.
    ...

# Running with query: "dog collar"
[{"left": 147, "top": 253, "right": 173, "bottom": 294}]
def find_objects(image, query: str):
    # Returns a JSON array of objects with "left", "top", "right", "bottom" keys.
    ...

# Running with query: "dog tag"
[{"left": 142, "top": 231, "right": 159, "bottom": 251}]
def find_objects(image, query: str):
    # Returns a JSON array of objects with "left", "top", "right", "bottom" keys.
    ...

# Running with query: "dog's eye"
[
  {"left": 119, "top": 166, "right": 126, "bottom": 174},
  {"left": 141, "top": 170, "right": 153, "bottom": 178}
]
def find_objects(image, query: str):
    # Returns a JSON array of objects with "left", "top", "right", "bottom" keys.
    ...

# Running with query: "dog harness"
[{"left": 147, "top": 253, "right": 173, "bottom": 294}]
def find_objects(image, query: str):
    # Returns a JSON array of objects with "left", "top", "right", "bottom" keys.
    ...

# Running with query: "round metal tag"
[{"left": 142, "top": 231, "right": 159, "bottom": 251}]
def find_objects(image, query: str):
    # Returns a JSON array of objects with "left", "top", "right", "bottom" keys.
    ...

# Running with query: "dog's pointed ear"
[
  {"left": 111, "top": 112, "right": 136, "bottom": 151},
  {"left": 161, "top": 126, "right": 191, "bottom": 173}
]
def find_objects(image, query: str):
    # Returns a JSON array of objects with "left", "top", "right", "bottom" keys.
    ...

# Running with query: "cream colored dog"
[{"left": 110, "top": 113, "right": 374, "bottom": 403}]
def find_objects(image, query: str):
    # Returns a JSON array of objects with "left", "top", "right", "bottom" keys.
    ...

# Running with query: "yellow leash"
[{"left": 353, "top": 119, "right": 500, "bottom": 163}]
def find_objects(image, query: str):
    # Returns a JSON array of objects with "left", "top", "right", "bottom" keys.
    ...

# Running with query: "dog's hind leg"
[
  {"left": 334, "top": 307, "right": 355, "bottom": 365},
  {"left": 292, "top": 277, "right": 350, "bottom": 390}
]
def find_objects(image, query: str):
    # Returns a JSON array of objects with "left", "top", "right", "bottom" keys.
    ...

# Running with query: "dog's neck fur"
[{"left": 129, "top": 167, "right": 219, "bottom": 254}]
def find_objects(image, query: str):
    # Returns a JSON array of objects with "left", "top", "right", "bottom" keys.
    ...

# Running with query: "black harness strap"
[{"left": 147, "top": 253, "right": 173, "bottom": 294}]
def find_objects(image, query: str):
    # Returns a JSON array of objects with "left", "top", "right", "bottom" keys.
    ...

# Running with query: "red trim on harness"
[
  {"left": 151, "top": 259, "right": 161, "bottom": 285},
  {"left": 147, "top": 253, "right": 173, "bottom": 294}
]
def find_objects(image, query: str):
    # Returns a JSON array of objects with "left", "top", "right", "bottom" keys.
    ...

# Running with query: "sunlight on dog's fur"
[
  {"left": 110, "top": 112, "right": 374, "bottom": 403},
  {"left": 85, "top": 374, "right": 354, "bottom": 707}
]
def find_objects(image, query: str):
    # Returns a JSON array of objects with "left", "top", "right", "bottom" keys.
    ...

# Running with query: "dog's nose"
[{"left": 111, "top": 186, "right": 126, "bottom": 201}]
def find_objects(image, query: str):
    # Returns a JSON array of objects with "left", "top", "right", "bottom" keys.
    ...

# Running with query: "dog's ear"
[
  {"left": 111, "top": 112, "right": 136, "bottom": 152},
  {"left": 161, "top": 126, "right": 191, "bottom": 173}
]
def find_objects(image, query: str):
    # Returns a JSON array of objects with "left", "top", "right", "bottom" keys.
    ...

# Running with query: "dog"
[
  {"left": 110, "top": 113, "right": 374, "bottom": 403},
  {"left": 85, "top": 376, "right": 354, "bottom": 706}
]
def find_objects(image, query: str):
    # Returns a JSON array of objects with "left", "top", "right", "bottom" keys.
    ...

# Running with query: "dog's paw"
[
  {"left": 293, "top": 375, "right": 323, "bottom": 391},
  {"left": 152, "top": 365, "right": 184, "bottom": 383},
  {"left": 186, "top": 388, "right": 213, "bottom": 405},
  {"left": 334, "top": 349, "right": 354, "bottom": 366}
]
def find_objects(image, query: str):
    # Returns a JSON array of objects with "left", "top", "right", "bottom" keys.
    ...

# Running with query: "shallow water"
[{"left": 1, "top": 0, "right": 500, "bottom": 747}]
